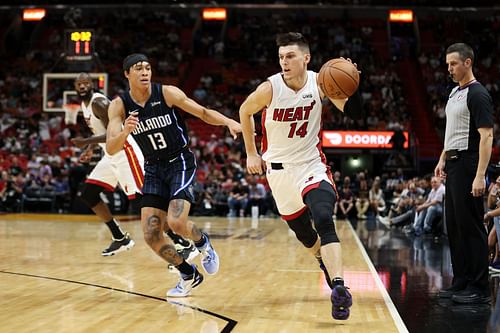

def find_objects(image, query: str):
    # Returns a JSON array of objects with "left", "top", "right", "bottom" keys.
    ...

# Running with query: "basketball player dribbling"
[
  {"left": 106, "top": 54, "right": 241, "bottom": 297},
  {"left": 72, "top": 73, "right": 198, "bottom": 261},
  {"left": 239, "top": 32, "right": 362, "bottom": 320}
]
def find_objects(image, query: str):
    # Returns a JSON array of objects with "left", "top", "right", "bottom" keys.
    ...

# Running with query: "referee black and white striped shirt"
[{"left": 444, "top": 80, "right": 494, "bottom": 152}]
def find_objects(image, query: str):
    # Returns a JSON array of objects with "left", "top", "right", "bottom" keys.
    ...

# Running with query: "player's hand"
[
  {"left": 246, "top": 154, "right": 264, "bottom": 175},
  {"left": 79, "top": 147, "right": 93, "bottom": 163},
  {"left": 340, "top": 57, "right": 361, "bottom": 74},
  {"left": 124, "top": 111, "right": 139, "bottom": 134},
  {"left": 434, "top": 160, "right": 446, "bottom": 180},
  {"left": 226, "top": 119, "right": 242, "bottom": 140},
  {"left": 71, "top": 137, "right": 88, "bottom": 148},
  {"left": 472, "top": 176, "right": 486, "bottom": 197}
]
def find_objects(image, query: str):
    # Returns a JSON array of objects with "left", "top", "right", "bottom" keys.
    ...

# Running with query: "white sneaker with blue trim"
[
  {"left": 166, "top": 265, "right": 204, "bottom": 298},
  {"left": 198, "top": 233, "right": 220, "bottom": 275}
]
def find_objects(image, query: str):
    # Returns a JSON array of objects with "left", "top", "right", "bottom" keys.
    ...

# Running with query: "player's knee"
[
  {"left": 304, "top": 184, "right": 339, "bottom": 245},
  {"left": 317, "top": 227, "right": 339, "bottom": 245},
  {"left": 312, "top": 205, "right": 338, "bottom": 244},
  {"left": 285, "top": 211, "right": 317, "bottom": 248},
  {"left": 79, "top": 183, "right": 103, "bottom": 208}
]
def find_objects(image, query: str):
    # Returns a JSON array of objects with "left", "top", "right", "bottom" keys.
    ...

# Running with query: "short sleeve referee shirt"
[{"left": 443, "top": 80, "right": 494, "bottom": 152}]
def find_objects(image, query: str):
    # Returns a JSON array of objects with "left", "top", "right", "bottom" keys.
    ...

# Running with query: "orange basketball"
[{"left": 318, "top": 58, "right": 360, "bottom": 99}]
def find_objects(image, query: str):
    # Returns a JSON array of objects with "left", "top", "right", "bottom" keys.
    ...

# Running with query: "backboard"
[{"left": 42, "top": 72, "right": 108, "bottom": 112}]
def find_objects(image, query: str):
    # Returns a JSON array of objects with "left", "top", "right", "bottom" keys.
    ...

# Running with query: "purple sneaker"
[
  {"left": 318, "top": 258, "right": 333, "bottom": 289},
  {"left": 331, "top": 285, "right": 352, "bottom": 320}
]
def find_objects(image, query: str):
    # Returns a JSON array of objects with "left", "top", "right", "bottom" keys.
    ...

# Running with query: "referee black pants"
[{"left": 445, "top": 151, "right": 489, "bottom": 294}]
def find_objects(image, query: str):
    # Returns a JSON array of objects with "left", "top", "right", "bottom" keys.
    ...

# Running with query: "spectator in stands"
[
  {"left": 26, "top": 155, "right": 40, "bottom": 180},
  {"left": 369, "top": 179, "right": 386, "bottom": 217},
  {"left": 485, "top": 175, "right": 500, "bottom": 273},
  {"left": 412, "top": 176, "right": 445, "bottom": 236},
  {"left": 212, "top": 183, "right": 229, "bottom": 216},
  {"left": 379, "top": 180, "right": 424, "bottom": 229},
  {"left": 227, "top": 180, "right": 249, "bottom": 217},
  {"left": 0, "top": 170, "right": 8, "bottom": 211},
  {"left": 336, "top": 176, "right": 354, "bottom": 219},
  {"left": 333, "top": 170, "right": 342, "bottom": 190},
  {"left": 4, "top": 173, "right": 24, "bottom": 212},
  {"left": 8, "top": 156, "right": 23, "bottom": 177},
  {"left": 52, "top": 174, "right": 70, "bottom": 213},
  {"left": 355, "top": 177, "right": 369, "bottom": 219},
  {"left": 247, "top": 174, "right": 267, "bottom": 217},
  {"left": 39, "top": 159, "right": 52, "bottom": 180}
]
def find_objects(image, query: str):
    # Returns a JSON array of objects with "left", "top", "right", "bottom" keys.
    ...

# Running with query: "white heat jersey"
[
  {"left": 262, "top": 71, "right": 323, "bottom": 164},
  {"left": 81, "top": 92, "right": 108, "bottom": 151},
  {"left": 81, "top": 92, "right": 145, "bottom": 196}
]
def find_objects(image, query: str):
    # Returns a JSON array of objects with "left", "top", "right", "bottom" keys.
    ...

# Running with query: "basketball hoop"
[{"left": 63, "top": 103, "right": 80, "bottom": 125}]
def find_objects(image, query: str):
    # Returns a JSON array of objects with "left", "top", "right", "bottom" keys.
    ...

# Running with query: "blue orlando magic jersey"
[{"left": 120, "top": 83, "right": 189, "bottom": 160}]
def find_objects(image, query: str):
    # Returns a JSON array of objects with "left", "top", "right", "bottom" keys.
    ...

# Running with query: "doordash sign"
[{"left": 322, "top": 131, "right": 409, "bottom": 149}]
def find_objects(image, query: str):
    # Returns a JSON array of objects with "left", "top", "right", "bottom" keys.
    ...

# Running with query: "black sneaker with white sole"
[
  {"left": 168, "top": 241, "right": 201, "bottom": 273},
  {"left": 102, "top": 232, "right": 135, "bottom": 256}
]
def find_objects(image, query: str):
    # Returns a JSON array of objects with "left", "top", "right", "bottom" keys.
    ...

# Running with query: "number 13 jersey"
[
  {"left": 262, "top": 71, "right": 323, "bottom": 164},
  {"left": 120, "top": 82, "right": 189, "bottom": 160}
]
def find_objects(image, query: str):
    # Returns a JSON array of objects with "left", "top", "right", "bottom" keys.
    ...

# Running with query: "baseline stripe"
[{"left": 345, "top": 221, "right": 409, "bottom": 333}]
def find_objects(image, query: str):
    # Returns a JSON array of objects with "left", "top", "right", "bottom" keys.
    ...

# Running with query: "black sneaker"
[
  {"left": 175, "top": 240, "right": 200, "bottom": 262},
  {"left": 437, "top": 283, "right": 467, "bottom": 298},
  {"left": 331, "top": 285, "right": 353, "bottom": 320},
  {"left": 451, "top": 289, "right": 491, "bottom": 304},
  {"left": 167, "top": 241, "right": 201, "bottom": 273},
  {"left": 102, "top": 232, "right": 135, "bottom": 256},
  {"left": 166, "top": 264, "right": 204, "bottom": 297}
]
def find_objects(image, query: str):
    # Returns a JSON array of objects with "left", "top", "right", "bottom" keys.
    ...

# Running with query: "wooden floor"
[{"left": 0, "top": 214, "right": 407, "bottom": 333}]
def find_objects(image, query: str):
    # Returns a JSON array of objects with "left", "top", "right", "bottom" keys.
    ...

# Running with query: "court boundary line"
[
  {"left": 344, "top": 221, "right": 409, "bottom": 333},
  {"left": 0, "top": 270, "right": 237, "bottom": 333}
]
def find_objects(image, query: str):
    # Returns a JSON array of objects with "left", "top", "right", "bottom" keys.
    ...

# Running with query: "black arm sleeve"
[{"left": 343, "top": 89, "right": 364, "bottom": 120}]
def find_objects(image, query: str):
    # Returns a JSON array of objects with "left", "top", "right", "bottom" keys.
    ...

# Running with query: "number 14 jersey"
[{"left": 262, "top": 71, "right": 324, "bottom": 164}]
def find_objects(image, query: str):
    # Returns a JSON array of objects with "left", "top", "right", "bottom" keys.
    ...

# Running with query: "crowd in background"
[{"left": 0, "top": 7, "right": 499, "bottom": 223}]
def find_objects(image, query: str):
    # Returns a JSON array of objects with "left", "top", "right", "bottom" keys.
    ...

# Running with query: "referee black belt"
[
  {"left": 270, "top": 162, "right": 284, "bottom": 170},
  {"left": 445, "top": 150, "right": 460, "bottom": 160},
  {"left": 445, "top": 149, "right": 475, "bottom": 161}
]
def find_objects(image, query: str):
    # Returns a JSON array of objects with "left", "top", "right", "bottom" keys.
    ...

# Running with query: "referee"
[{"left": 435, "top": 43, "right": 494, "bottom": 304}]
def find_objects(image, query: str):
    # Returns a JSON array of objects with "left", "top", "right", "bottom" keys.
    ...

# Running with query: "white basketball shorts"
[
  {"left": 265, "top": 156, "right": 333, "bottom": 220},
  {"left": 86, "top": 141, "right": 144, "bottom": 198}
]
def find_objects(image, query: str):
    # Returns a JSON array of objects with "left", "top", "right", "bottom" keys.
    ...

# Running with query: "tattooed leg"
[
  {"left": 170, "top": 199, "right": 185, "bottom": 219},
  {"left": 143, "top": 214, "right": 183, "bottom": 264},
  {"left": 143, "top": 214, "right": 162, "bottom": 245},
  {"left": 190, "top": 223, "right": 202, "bottom": 242},
  {"left": 168, "top": 199, "right": 203, "bottom": 242},
  {"left": 158, "top": 244, "right": 183, "bottom": 265}
]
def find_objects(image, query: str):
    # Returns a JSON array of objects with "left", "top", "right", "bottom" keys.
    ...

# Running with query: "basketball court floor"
[{"left": 0, "top": 214, "right": 498, "bottom": 332}]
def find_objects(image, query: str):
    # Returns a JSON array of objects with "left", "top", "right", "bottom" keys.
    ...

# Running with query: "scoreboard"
[{"left": 65, "top": 29, "right": 94, "bottom": 61}]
